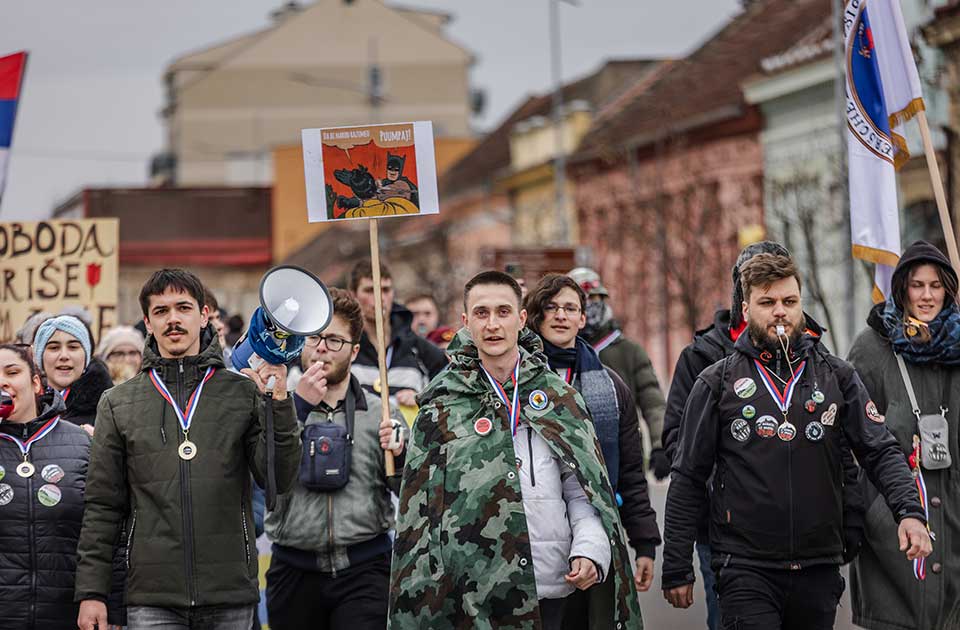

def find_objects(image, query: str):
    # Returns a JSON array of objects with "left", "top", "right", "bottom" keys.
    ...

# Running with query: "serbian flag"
[
  {"left": 0, "top": 51, "right": 27, "bottom": 202},
  {"left": 845, "top": 0, "right": 923, "bottom": 299}
]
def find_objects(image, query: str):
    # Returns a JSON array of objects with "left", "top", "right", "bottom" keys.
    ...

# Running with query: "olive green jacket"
[{"left": 75, "top": 329, "right": 300, "bottom": 608}]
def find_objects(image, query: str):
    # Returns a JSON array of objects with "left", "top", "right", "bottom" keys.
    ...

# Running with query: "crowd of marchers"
[{"left": 0, "top": 241, "right": 954, "bottom": 630}]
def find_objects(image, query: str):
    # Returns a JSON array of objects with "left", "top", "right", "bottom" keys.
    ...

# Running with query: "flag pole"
[
  {"left": 369, "top": 218, "right": 396, "bottom": 477},
  {"left": 917, "top": 110, "right": 960, "bottom": 271}
]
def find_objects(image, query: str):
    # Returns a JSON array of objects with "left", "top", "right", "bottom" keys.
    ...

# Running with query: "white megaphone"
[{"left": 231, "top": 265, "right": 333, "bottom": 372}]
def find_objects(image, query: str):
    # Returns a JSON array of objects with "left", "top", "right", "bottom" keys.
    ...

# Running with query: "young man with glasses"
[
  {"left": 265, "top": 288, "right": 405, "bottom": 630},
  {"left": 525, "top": 273, "right": 660, "bottom": 629}
]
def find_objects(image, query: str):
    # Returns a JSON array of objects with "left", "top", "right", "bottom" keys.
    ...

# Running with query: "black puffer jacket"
[
  {"left": 60, "top": 358, "right": 114, "bottom": 427},
  {"left": 0, "top": 397, "right": 90, "bottom": 630}
]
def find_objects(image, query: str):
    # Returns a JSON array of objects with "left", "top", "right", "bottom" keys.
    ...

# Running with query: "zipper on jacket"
[
  {"left": 241, "top": 505, "right": 251, "bottom": 567},
  {"left": 28, "top": 473, "right": 36, "bottom": 628},
  {"left": 527, "top": 426, "right": 536, "bottom": 487},
  {"left": 327, "top": 494, "right": 336, "bottom": 578},
  {"left": 126, "top": 509, "right": 138, "bottom": 569},
  {"left": 787, "top": 436, "right": 794, "bottom": 559},
  {"left": 176, "top": 360, "right": 199, "bottom": 606}
]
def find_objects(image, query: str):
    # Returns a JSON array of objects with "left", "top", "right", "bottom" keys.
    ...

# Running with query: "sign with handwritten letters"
[
  {"left": 301, "top": 121, "right": 439, "bottom": 222},
  {"left": 0, "top": 219, "right": 119, "bottom": 342}
]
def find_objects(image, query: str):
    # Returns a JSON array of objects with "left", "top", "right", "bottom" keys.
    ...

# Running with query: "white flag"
[{"left": 845, "top": 0, "right": 923, "bottom": 298}]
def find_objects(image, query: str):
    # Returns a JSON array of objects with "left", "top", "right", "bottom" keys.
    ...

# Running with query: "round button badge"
[{"left": 37, "top": 484, "right": 61, "bottom": 507}]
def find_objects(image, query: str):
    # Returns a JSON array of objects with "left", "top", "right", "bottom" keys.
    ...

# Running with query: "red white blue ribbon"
[
  {"left": 481, "top": 358, "right": 520, "bottom": 437},
  {"left": 0, "top": 415, "right": 60, "bottom": 458},
  {"left": 910, "top": 439, "right": 930, "bottom": 581},
  {"left": 149, "top": 367, "right": 216, "bottom": 433},
  {"left": 914, "top": 471, "right": 929, "bottom": 580},
  {"left": 592, "top": 329, "right": 621, "bottom": 353},
  {"left": 754, "top": 359, "right": 806, "bottom": 413}
]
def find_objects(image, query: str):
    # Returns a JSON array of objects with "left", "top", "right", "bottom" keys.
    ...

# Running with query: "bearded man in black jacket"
[{"left": 662, "top": 252, "right": 931, "bottom": 630}]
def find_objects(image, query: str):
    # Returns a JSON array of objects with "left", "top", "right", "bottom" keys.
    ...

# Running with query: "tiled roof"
[
  {"left": 575, "top": 0, "right": 831, "bottom": 157},
  {"left": 439, "top": 59, "right": 662, "bottom": 196}
]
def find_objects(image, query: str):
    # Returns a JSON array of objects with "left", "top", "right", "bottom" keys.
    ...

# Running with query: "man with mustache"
[
  {"left": 75, "top": 268, "right": 301, "bottom": 630},
  {"left": 661, "top": 252, "right": 931, "bottom": 630}
]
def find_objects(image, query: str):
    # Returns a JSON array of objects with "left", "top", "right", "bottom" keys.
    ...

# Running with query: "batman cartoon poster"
[{"left": 302, "top": 121, "right": 439, "bottom": 222}]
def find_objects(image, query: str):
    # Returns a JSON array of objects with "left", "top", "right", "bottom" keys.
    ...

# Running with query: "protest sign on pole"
[
  {"left": 0, "top": 218, "right": 119, "bottom": 342},
  {"left": 302, "top": 121, "right": 440, "bottom": 476}
]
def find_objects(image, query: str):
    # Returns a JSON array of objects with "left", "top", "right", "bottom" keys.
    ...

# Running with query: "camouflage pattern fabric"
[{"left": 389, "top": 328, "right": 643, "bottom": 629}]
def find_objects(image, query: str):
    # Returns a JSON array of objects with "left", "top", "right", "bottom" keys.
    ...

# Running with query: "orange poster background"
[{"left": 321, "top": 141, "right": 418, "bottom": 219}]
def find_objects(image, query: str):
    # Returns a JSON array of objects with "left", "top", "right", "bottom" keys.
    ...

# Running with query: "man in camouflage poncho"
[{"left": 389, "top": 271, "right": 643, "bottom": 629}]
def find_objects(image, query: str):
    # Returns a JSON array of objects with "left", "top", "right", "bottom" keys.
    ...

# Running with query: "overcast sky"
[{"left": 0, "top": 0, "right": 741, "bottom": 220}]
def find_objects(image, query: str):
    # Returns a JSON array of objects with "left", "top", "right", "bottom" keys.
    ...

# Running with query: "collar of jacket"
[
  {"left": 140, "top": 325, "right": 225, "bottom": 377},
  {"left": 0, "top": 396, "right": 65, "bottom": 438},
  {"left": 419, "top": 327, "right": 549, "bottom": 405},
  {"left": 318, "top": 374, "right": 369, "bottom": 413},
  {"left": 62, "top": 358, "right": 114, "bottom": 418}
]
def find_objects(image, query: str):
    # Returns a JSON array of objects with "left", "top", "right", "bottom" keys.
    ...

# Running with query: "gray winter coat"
[
  {"left": 265, "top": 376, "right": 403, "bottom": 573},
  {"left": 848, "top": 326, "right": 960, "bottom": 629}
]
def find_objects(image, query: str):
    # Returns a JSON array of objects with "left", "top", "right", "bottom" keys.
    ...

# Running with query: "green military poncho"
[{"left": 389, "top": 328, "right": 643, "bottom": 629}]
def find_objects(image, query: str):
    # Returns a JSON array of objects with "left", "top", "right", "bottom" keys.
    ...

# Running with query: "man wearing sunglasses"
[{"left": 264, "top": 288, "right": 405, "bottom": 630}]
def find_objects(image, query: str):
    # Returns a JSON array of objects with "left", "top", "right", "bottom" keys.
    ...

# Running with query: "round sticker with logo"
[
  {"left": 742, "top": 405, "right": 756, "bottom": 420},
  {"left": 805, "top": 399, "right": 817, "bottom": 414},
  {"left": 812, "top": 390, "right": 825, "bottom": 404},
  {"left": 474, "top": 417, "right": 493, "bottom": 436},
  {"left": 866, "top": 400, "right": 884, "bottom": 424},
  {"left": 820, "top": 403, "right": 838, "bottom": 427},
  {"left": 0, "top": 483, "right": 12, "bottom": 506},
  {"left": 41, "top": 464, "right": 65, "bottom": 485},
  {"left": 319, "top": 438, "right": 331, "bottom": 454},
  {"left": 805, "top": 421, "right": 825, "bottom": 442},
  {"left": 734, "top": 377, "right": 757, "bottom": 399},
  {"left": 37, "top": 484, "right": 61, "bottom": 507},
  {"left": 730, "top": 419, "right": 751, "bottom": 443},
  {"left": 755, "top": 416, "right": 778, "bottom": 438},
  {"left": 528, "top": 390, "right": 548, "bottom": 411},
  {"left": 777, "top": 422, "right": 797, "bottom": 442}
]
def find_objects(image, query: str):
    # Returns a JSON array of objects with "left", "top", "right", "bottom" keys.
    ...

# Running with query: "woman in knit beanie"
[
  {"left": 96, "top": 325, "right": 145, "bottom": 385},
  {"left": 32, "top": 315, "right": 113, "bottom": 435}
]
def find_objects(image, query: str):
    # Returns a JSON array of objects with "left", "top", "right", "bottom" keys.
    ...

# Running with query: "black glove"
[
  {"left": 650, "top": 448, "right": 671, "bottom": 481},
  {"left": 842, "top": 526, "right": 864, "bottom": 564}
]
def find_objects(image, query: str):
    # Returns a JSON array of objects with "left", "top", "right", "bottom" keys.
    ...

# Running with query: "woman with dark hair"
[
  {"left": 524, "top": 273, "right": 660, "bottom": 630},
  {"left": 848, "top": 240, "right": 960, "bottom": 630},
  {"left": 0, "top": 344, "right": 100, "bottom": 630}
]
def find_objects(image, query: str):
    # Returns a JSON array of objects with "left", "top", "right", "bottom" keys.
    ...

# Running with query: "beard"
[
  {"left": 747, "top": 315, "right": 805, "bottom": 355},
  {"left": 323, "top": 357, "right": 352, "bottom": 386}
]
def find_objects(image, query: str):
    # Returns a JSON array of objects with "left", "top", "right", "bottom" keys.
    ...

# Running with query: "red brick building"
[{"left": 568, "top": 0, "right": 829, "bottom": 381}]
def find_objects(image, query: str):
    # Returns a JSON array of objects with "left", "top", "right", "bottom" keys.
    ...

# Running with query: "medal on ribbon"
[
  {"left": 0, "top": 416, "right": 60, "bottom": 478},
  {"left": 754, "top": 359, "right": 806, "bottom": 442},
  {"left": 480, "top": 358, "right": 521, "bottom": 437},
  {"left": 149, "top": 367, "right": 216, "bottom": 460}
]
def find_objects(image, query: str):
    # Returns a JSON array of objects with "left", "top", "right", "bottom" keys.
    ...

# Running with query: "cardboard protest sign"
[
  {"left": 302, "top": 121, "right": 439, "bottom": 222},
  {"left": 0, "top": 218, "right": 119, "bottom": 342}
]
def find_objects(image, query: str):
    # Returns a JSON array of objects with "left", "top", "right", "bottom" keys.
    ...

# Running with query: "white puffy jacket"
[{"left": 514, "top": 420, "right": 611, "bottom": 600}]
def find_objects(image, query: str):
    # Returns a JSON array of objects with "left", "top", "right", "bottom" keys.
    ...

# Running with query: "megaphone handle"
[{"left": 264, "top": 392, "right": 278, "bottom": 511}]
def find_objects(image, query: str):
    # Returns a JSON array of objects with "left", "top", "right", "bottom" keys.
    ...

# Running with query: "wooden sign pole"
[
  {"left": 917, "top": 110, "right": 960, "bottom": 271},
  {"left": 369, "top": 218, "right": 395, "bottom": 476}
]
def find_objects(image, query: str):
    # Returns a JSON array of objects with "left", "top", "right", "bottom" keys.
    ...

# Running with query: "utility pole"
[{"left": 549, "top": 0, "right": 571, "bottom": 245}]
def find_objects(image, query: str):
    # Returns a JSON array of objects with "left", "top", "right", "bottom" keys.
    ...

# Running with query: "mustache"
[{"left": 164, "top": 326, "right": 188, "bottom": 336}]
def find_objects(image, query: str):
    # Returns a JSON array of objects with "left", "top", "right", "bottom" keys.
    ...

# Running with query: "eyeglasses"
[
  {"left": 543, "top": 303, "right": 582, "bottom": 316},
  {"left": 305, "top": 335, "right": 356, "bottom": 352}
]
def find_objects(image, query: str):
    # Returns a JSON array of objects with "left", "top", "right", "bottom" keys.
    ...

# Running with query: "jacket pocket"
[{"left": 125, "top": 509, "right": 137, "bottom": 570}]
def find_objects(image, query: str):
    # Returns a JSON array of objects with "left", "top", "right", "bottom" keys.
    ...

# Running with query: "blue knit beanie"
[{"left": 33, "top": 315, "right": 92, "bottom": 371}]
